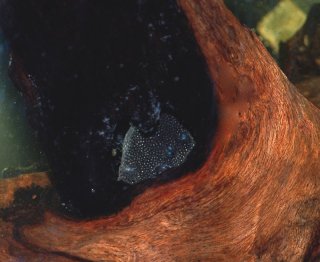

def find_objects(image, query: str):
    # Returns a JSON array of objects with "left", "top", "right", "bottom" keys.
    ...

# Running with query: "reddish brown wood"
[
  {"left": 2, "top": 0, "right": 320, "bottom": 261},
  {"left": 0, "top": 172, "right": 49, "bottom": 209}
]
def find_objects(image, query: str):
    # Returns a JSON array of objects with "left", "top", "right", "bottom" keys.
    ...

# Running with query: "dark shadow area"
[{"left": 0, "top": 0, "right": 217, "bottom": 218}]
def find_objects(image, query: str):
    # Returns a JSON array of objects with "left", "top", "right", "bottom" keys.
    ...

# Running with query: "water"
[{"left": 0, "top": 32, "right": 44, "bottom": 176}]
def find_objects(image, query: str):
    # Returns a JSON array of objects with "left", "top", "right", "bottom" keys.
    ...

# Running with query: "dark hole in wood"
[{"left": 0, "top": 0, "right": 217, "bottom": 218}]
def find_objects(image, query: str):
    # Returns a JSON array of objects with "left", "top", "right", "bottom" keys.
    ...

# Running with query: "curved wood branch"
[{"left": 2, "top": 0, "right": 320, "bottom": 261}]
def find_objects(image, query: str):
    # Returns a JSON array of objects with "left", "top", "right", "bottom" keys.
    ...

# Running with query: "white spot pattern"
[{"left": 118, "top": 113, "right": 195, "bottom": 184}]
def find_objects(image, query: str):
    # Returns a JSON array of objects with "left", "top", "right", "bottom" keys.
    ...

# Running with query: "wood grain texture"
[{"left": 2, "top": 0, "right": 320, "bottom": 261}]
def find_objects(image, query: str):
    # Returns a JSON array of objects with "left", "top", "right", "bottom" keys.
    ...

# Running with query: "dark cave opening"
[{"left": 0, "top": 0, "right": 217, "bottom": 218}]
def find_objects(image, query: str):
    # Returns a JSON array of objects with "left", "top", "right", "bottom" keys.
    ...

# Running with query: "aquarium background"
[
  {"left": 0, "top": 32, "right": 45, "bottom": 176},
  {"left": 0, "top": 0, "right": 320, "bottom": 177},
  {"left": 225, "top": 0, "right": 320, "bottom": 54}
]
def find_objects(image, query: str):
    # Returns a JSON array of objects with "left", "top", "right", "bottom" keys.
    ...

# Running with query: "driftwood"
[{"left": 2, "top": 0, "right": 320, "bottom": 261}]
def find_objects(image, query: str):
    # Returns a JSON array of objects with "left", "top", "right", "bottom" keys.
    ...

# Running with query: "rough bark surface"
[{"left": 2, "top": 0, "right": 320, "bottom": 261}]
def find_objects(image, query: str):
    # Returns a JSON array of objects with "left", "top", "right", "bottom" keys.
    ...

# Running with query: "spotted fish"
[{"left": 118, "top": 113, "right": 195, "bottom": 184}]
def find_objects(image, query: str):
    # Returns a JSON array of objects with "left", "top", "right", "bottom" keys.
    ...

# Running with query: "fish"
[{"left": 119, "top": 113, "right": 195, "bottom": 184}]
